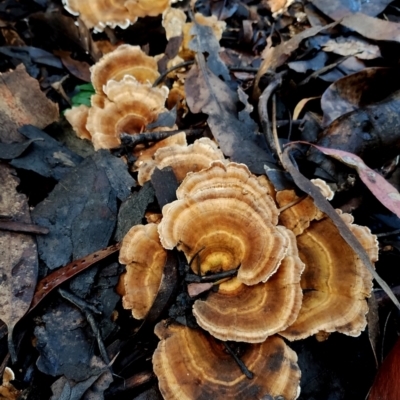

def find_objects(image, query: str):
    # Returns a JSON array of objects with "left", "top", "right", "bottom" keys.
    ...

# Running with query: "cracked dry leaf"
[
  {"left": 0, "top": 164, "right": 38, "bottom": 362},
  {"left": 0, "top": 64, "right": 58, "bottom": 143},
  {"left": 185, "top": 60, "right": 275, "bottom": 174}
]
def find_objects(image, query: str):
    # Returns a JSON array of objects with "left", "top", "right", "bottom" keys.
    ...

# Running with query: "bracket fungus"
[
  {"left": 63, "top": 0, "right": 176, "bottom": 32},
  {"left": 62, "top": 0, "right": 138, "bottom": 32},
  {"left": 137, "top": 138, "right": 226, "bottom": 185},
  {"left": 119, "top": 223, "right": 167, "bottom": 319},
  {"left": 86, "top": 76, "right": 168, "bottom": 150},
  {"left": 90, "top": 45, "right": 160, "bottom": 93},
  {"left": 153, "top": 322, "right": 301, "bottom": 400},
  {"left": 159, "top": 161, "right": 290, "bottom": 286},
  {"left": 192, "top": 228, "right": 304, "bottom": 342},
  {"left": 277, "top": 190, "right": 378, "bottom": 341}
]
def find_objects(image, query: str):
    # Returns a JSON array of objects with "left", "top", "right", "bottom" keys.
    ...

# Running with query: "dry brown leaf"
[
  {"left": 322, "top": 36, "right": 381, "bottom": 60},
  {"left": 0, "top": 64, "right": 59, "bottom": 143},
  {"left": 254, "top": 21, "right": 337, "bottom": 96},
  {"left": 0, "top": 164, "right": 38, "bottom": 362}
]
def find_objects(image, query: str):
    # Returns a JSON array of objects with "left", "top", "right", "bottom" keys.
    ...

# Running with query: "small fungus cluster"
[
  {"left": 62, "top": 0, "right": 181, "bottom": 32},
  {"left": 65, "top": 45, "right": 168, "bottom": 150},
  {"left": 118, "top": 154, "right": 379, "bottom": 400}
]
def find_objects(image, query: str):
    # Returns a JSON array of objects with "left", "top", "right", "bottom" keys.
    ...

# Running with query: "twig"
[
  {"left": 258, "top": 72, "right": 286, "bottom": 162},
  {"left": 272, "top": 94, "right": 283, "bottom": 164},
  {"left": 0, "top": 220, "right": 49, "bottom": 235},
  {"left": 58, "top": 288, "right": 111, "bottom": 367},
  {"left": 185, "top": 267, "right": 239, "bottom": 283},
  {"left": 375, "top": 229, "right": 400, "bottom": 238},
  {"left": 223, "top": 342, "right": 254, "bottom": 379},
  {"left": 119, "top": 128, "right": 203, "bottom": 148},
  {"left": 298, "top": 55, "right": 351, "bottom": 86},
  {"left": 153, "top": 60, "right": 194, "bottom": 87},
  {"left": 277, "top": 195, "right": 307, "bottom": 213}
]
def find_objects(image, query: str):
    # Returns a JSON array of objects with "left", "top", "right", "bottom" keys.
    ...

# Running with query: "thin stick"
[
  {"left": 58, "top": 288, "right": 111, "bottom": 367},
  {"left": 153, "top": 60, "right": 194, "bottom": 87},
  {"left": 278, "top": 195, "right": 307, "bottom": 213},
  {"left": 119, "top": 128, "right": 203, "bottom": 148},
  {"left": 272, "top": 94, "right": 283, "bottom": 164},
  {"left": 223, "top": 342, "right": 254, "bottom": 379}
]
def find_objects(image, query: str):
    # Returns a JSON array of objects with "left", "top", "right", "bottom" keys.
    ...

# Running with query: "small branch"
[
  {"left": 185, "top": 267, "right": 239, "bottom": 283},
  {"left": 58, "top": 288, "right": 111, "bottom": 367},
  {"left": 153, "top": 60, "right": 194, "bottom": 87},
  {"left": 0, "top": 220, "right": 49, "bottom": 235},
  {"left": 119, "top": 128, "right": 204, "bottom": 149},
  {"left": 223, "top": 342, "right": 254, "bottom": 379}
]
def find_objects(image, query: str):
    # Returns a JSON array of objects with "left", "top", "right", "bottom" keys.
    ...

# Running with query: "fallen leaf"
[
  {"left": 32, "top": 151, "right": 134, "bottom": 270},
  {"left": 189, "top": 17, "right": 230, "bottom": 81},
  {"left": 293, "top": 96, "right": 320, "bottom": 120},
  {"left": 0, "top": 138, "right": 40, "bottom": 160},
  {"left": 0, "top": 64, "right": 59, "bottom": 143},
  {"left": 29, "top": 243, "right": 120, "bottom": 313},
  {"left": 312, "top": 0, "right": 400, "bottom": 43},
  {"left": 185, "top": 58, "right": 275, "bottom": 174},
  {"left": 151, "top": 167, "right": 179, "bottom": 209},
  {"left": 34, "top": 301, "right": 109, "bottom": 381},
  {"left": 309, "top": 89, "right": 400, "bottom": 180},
  {"left": 115, "top": 182, "right": 155, "bottom": 242},
  {"left": 312, "top": 0, "right": 394, "bottom": 19},
  {"left": 54, "top": 50, "right": 91, "bottom": 82},
  {"left": 322, "top": 36, "right": 381, "bottom": 60},
  {"left": 308, "top": 144, "right": 400, "bottom": 218},
  {"left": 254, "top": 21, "right": 338, "bottom": 95},
  {"left": 0, "top": 164, "right": 38, "bottom": 362},
  {"left": 288, "top": 51, "right": 328, "bottom": 73},
  {"left": 320, "top": 67, "right": 400, "bottom": 127},
  {"left": 10, "top": 125, "right": 83, "bottom": 180}
]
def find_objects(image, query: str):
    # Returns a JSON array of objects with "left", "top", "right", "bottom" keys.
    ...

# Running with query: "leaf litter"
[{"left": 2, "top": 0, "right": 400, "bottom": 398}]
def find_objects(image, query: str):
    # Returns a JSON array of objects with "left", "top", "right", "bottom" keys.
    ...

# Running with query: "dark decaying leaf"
[
  {"left": 0, "top": 138, "right": 39, "bottom": 160},
  {"left": 189, "top": 23, "right": 230, "bottom": 81},
  {"left": 53, "top": 50, "right": 91, "bottom": 82},
  {"left": 0, "top": 64, "right": 59, "bottom": 143},
  {"left": 0, "top": 46, "right": 63, "bottom": 69},
  {"left": 322, "top": 36, "right": 381, "bottom": 60},
  {"left": 309, "top": 144, "right": 400, "bottom": 218},
  {"left": 282, "top": 145, "right": 400, "bottom": 311},
  {"left": 115, "top": 182, "right": 155, "bottom": 242},
  {"left": 288, "top": 51, "right": 328, "bottom": 74},
  {"left": 34, "top": 301, "right": 109, "bottom": 381},
  {"left": 10, "top": 125, "right": 83, "bottom": 180},
  {"left": 29, "top": 244, "right": 120, "bottom": 313},
  {"left": 50, "top": 373, "right": 105, "bottom": 400},
  {"left": 0, "top": 164, "right": 38, "bottom": 362},
  {"left": 311, "top": 0, "right": 394, "bottom": 19},
  {"left": 309, "top": 89, "right": 400, "bottom": 179},
  {"left": 151, "top": 167, "right": 179, "bottom": 209},
  {"left": 254, "top": 21, "right": 338, "bottom": 94},
  {"left": 321, "top": 68, "right": 400, "bottom": 127},
  {"left": 32, "top": 151, "right": 134, "bottom": 270},
  {"left": 89, "top": 262, "right": 122, "bottom": 339},
  {"left": 145, "top": 251, "right": 178, "bottom": 324},
  {"left": 185, "top": 59, "right": 275, "bottom": 174},
  {"left": 312, "top": 0, "right": 400, "bottom": 43}
]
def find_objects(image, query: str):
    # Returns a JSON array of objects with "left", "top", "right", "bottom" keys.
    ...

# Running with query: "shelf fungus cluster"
[
  {"left": 65, "top": 45, "right": 168, "bottom": 150},
  {"left": 62, "top": 0, "right": 180, "bottom": 32},
  {"left": 118, "top": 160, "right": 379, "bottom": 399}
]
